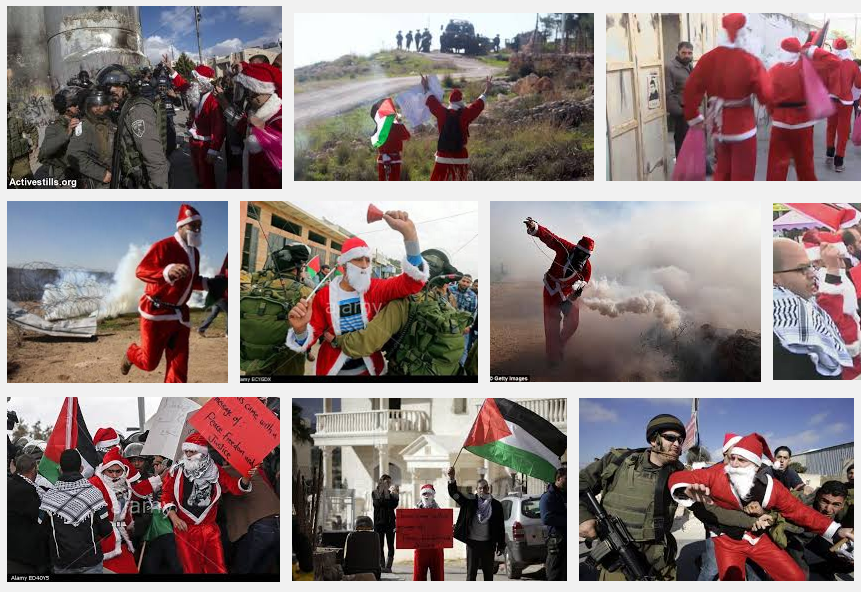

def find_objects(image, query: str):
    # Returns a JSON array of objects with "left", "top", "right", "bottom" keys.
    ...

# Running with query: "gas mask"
[{"left": 566, "top": 249, "right": 590, "bottom": 274}]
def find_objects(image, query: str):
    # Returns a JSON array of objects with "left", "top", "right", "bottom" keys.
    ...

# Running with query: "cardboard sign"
[
  {"left": 140, "top": 398, "right": 201, "bottom": 462},
  {"left": 189, "top": 397, "right": 280, "bottom": 477},
  {"left": 395, "top": 508, "right": 453, "bottom": 549}
]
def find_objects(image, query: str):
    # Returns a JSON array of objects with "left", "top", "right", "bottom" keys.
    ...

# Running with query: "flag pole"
[{"left": 452, "top": 446, "right": 464, "bottom": 469}]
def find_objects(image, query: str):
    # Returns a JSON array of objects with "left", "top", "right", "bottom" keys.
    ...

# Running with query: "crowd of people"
[
  {"left": 8, "top": 52, "right": 282, "bottom": 190},
  {"left": 666, "top": 13, "right": 861, "bottom": 180},
  {"left": 773, "top": 216, "right": 861, "bottom": 380},
  {"left": 8, "top": 409, "right": 280, "bottom": 576},
  {"left": 580, "top": 413, "right": 855, "bottom": 581},
  {"left": 396, "top": 29, "right": 433, "bottom": 53}
]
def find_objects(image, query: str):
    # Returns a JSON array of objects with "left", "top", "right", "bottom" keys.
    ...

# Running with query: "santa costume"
[
  {"left": 285, "top": 236, "right": 429, "bottom": 375},
  {"left": 668, "top": 433, "right": 845, "bottom": 580},
  {"left": 234, "top": 62, "right": 282, "bottom": 189},
  {"left": 88, "top": 448, "right": 140, "bottom": 573},
  {"left": 825, "top": 38, "right": 861, "bottom": 172},
  {"left": 377, "top": 121, "right": 411, "bottom": 181},
  {"left": 93, "top": 427, "right": 163, "bottom": 496},
  {"left": 425, "top": 88, "right": 485, "bottom": 180},
  {"left": 766, "top": 38, "right": 841, "bottom": 180},
  {"left": 171, "top": 65, "right": 225, "bottom": 189},
  {"left": 160, "top": 433, "right": 252, "bottom": 573},
  {"left": 413, "top": 484, "right": 444, "bottom": 581},
  {"left": 125, "top": 204, "right": 209, "bottom": 383},
  {"left": 683, "top": 13, "right": 773, "bottom": 180},
  {"left": 527, "top": 222, "right": 593, "bottom": 366}
]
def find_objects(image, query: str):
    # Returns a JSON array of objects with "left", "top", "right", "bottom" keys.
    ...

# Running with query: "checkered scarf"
[{"left": 39, "top": 475, "right": 107, "bottom": 526}]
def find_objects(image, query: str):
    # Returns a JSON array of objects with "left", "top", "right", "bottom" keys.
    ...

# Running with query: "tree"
[
  {"left": 293, "top": 403, "right": 313, "bottom": 444},
  {"left": 575, "top": 13, "right": 594, "bottom": 54},
  {"left": 10, "top": 421, "right": 53, "bottom": 442},
  {"left": 175, "top": 52, "right": 196, "bottom": 79}
]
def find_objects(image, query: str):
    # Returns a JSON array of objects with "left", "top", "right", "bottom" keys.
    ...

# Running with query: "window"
[
  {"left": 271, "top": 214, "right": 302, "bottom": 236},
  {"left": 502, "top": 500, "right": 512, "bottom": 520},
  {"left": 520, "top": 499, "right": 542, "bottom": 519},
  {"left": 242, "top": 224, "right": 259, "bottom": 272},
  {"left": 308, "top": 231, "right": 327, "bottom": 246},
  {"left": 331, "top": 242, "right": 342, "bottom": 252},
  {"left": 453, "top": 399, "right": 467, "bottom": 414},
  {"left": 247, "top": 203, "right": 261, "bottom": 221}
]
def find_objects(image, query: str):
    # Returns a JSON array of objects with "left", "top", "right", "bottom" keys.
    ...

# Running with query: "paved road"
[
  {"left": 294, "top": 52, "right": 502, "bottom": 127},
  {"left": 382, "top": 559, "right": 546, "bottom": 581}
]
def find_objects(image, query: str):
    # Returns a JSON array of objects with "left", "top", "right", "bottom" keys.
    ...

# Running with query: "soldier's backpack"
[
  {"left": 437, "top": 109, "right": 465, "bottom": 153},
  {"left": 239, "top": 272, "right": 304, "bottom": 374},
  {"left": 385, "top": 293, "right": 473, "bottom": 376}
]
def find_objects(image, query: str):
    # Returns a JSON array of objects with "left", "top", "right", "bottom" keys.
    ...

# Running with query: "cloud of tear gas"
[{"left": 581, "top": 277, "right": 683, "bottom": 330}]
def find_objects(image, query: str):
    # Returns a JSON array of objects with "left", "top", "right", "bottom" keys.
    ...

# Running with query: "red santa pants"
[
  {"left": 430, "top": 162, "right": 469, "bottom": 181},
  {"left": 174, "top": 523, "right": 227, "bottom": 574},
  {"left": 713, "top": 137, "right": 757, "bottom": 181},
  {"left": 766, "top": 126, "right": 816, "bottom": 181},
  {"left": 826, "top": 102, "right": 853, "bottom": 158},
  {"left": 103, "top": 548, "right": 138, "bottom": 574},
  {"left": 190, "top": 139, "right": 217, "bottom": 188},
  {"left": 377, "top": 162, "right": 402, "bottom": 181},
  {"left": 714, "top": 534, "right": 805, "bottom": 581},
  {"left": 543, "top": 295, "right": 580, "bottom": 365},
  {"left": 413, "top": 548, "right": 444, "bottom": 580},
  {"left": 126, "top": 317, "right": 190, "bottom": 383}
]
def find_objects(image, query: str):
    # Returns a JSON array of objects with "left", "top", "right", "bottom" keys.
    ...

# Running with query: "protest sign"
[
  {"left": 140, "top": 398, "right": 201, "bottom": 462},
  {"left": 395, "top": 508, "right": 453, "bottom": 549},
  {"left": 189, "top": 397, "right": 280, "bottom": 477},
  {"left": 395, "top": 74, "right": 443, "bottom": 128}
]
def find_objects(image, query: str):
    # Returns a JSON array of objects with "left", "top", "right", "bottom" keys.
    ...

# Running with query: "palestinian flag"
[
  {"left": 38, "top": 398, "right": 100, "bottom": 484},
  {"left": 463, "top": 399, "right": 566, "bottom": 483},
  {"left": 371, "top": 98, "right": 397, "bottom": 148},
  {"left": 306, "top": 256, "right": 321, "bottom": 280}
]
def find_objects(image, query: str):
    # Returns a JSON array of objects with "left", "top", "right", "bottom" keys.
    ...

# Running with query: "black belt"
[
  {"left": 777, "top": 101, "right": 806, "bottom": 108},
  {"left": 147, "top": 295, "right": 183, "bottom": 311}
]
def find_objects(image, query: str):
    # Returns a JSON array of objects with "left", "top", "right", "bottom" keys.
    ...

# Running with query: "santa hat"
[
  {"left": 576, "top": 236, "right": 595, "bottom": 255},
  {"left": 722, "top": 13, "right": 746, "bottom": 43},
  {"left": 420, "top": 484, "right": 436, "bottom": 495},
  {"left": 804, "top": 231, "right": 849, "bottom": 260},
  {"left": 722, "top": 433, "right": 742, "bottom": 455},
  {"left": 176, "top": 204, "right": 201, "bottom": 228},
  {"left": 449, "top": 88, "right": 465, "bottom": 109},
  {"left": 97, "top": 446, "right": 129, "bottom": 476},
  {"left": 729, "top": 433, "right": 774, "bottom": 466},
  {"left": 337, "top": 236, "right": 372, "bottom": 266},
  {"left": 94, "top": 427, "right": 120, "bottom": 452},
  {"left": 833, "top": 38, "right": 853, "bottom": 60},
  {"left": 182, "top": 432, "right": 210, "bottom": 455},
  {"left": 191, "top": 64, "right": 216, "bottom": 86},
  {"left": 235, "top": 62, "right": 282, "bottom": 98},
  {"left": 834, "top": 38, "right": 848, "bottom": 51},
  {"left": 780, "top": 38, "right": 801, "bottom": 53}
]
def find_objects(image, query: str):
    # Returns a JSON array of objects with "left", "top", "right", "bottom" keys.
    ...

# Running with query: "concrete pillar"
[
  {"left": 7, "top": 6, "right": 53, "bottom": 154},
  {"left": 410, "top": 469, "right": 418, "bottom": 507},
  {"left": 320, "top": 445, "right": 332, "bottom": 488},
  {"left": 377, "top": 444, "right": 389, "bottom": 480}
]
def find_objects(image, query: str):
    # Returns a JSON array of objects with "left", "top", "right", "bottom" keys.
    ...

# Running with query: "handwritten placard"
[
  {"left": 395, "top": 508, "right": 453, "bottom": 549},
  {"left": 140, "top": 398, "right": 201, "bottom": 462},
  {"left": 189, "top": 397, "right": 280, "bottom": 477}
]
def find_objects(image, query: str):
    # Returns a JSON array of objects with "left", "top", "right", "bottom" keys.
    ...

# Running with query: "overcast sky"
[
  {"left": 289, "top": 200, "right": 480, "bottom": 277},
  {"left": 8, "top": 397, "right": 163, "bottom": 440}
]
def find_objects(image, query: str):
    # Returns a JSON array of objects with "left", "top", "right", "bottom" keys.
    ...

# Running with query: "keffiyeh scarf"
[
  {"left": 40, "top": 475, "right": 107, "bottom": 525},
  {"left": 178, "top": 454, "right": 220, "bottom": 508},
  {"left": 476, "top": 495, "right": 493, "bottom": 523}
]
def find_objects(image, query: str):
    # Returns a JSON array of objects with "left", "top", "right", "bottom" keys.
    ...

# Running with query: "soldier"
[
  {"left": 422, "top": 29, "right": 433, "bottom": 53},
  {"left": 155, "top": 74, "right": 178, "bottom": 157},
  {"left": 7, "top": 104, "right": 38, "bottom": 187},
  {"left": 579, "top": 414, "right": 686, "bottom": 580},
  {"left": 415, "top": 29, "right": 422, "bottom": 52},
  {"left": 396, "top": 30, "right": 403, "bottom": 50},
  {"left": 97, "top": 64, "right": 169, "bottom": 188},
  {"left": 406, "top": 30, "right": 413, "bottom": 51},
  {"left": 38, "top": 87, "right": 84, "bottom": 186},
  {"left": 67, "top": 89, "right": 116, "bottom": 189},
  {"left": 493, "top": 34, "right": 501, "bottom": 53}
]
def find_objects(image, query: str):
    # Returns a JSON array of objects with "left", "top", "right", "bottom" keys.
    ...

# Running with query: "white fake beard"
[
  {"left": 725, "top": 464, "right": 758, "bottom": 500},
  {"left": 184, "top": 453, "right": 204, "bottom": 473},
  {"left": 106, "top": 474, "right": 128, "bottom": 494},
  {"left": 420, "top": 494, "right": 435, "bottom": 508},
  {"left": 186, "top": 230, "right": 203, "bottom": 247},
  {"left": 345, "top": 262, "right": 371, "bottom": 294},
  {"left": 187, "top": 84, "right": 202, "bottom": 108}
]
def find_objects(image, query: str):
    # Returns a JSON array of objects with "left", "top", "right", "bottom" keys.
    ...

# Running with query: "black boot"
[{"left": 834, "top": 155, "right": 845, "bottom": 173}]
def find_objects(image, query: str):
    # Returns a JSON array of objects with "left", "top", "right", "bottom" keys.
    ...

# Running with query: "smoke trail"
[{"left": 581, "top": 277, "right": 683, "bottom": 330}]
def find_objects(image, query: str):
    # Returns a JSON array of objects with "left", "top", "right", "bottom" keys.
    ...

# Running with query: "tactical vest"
[
  {"left": 240, "top": 272, "right": 305, "bottom": 374},
  {"left": 115, "top": 95, "right": 163, "bottom": 187},
  {"left": 385, "top": 292, "right": 473, "bottom": 376},
  {"left": 599, "top": 449, "right": 681, "bottom": 543}
]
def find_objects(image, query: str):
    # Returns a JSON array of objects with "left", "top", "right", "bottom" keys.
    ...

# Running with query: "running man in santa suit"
[
  {"left": 161, "top": 433, "right": 255, "bottom": 573},
  {"left": 422, "top": 74, "right": 492, "bottom": 180},
  {"left": 524, "top": 217, "right": 593, "bottom": 369},
  {"left": 683, "top": 13, "right": 773, "bottom": 181},
  {"left": 121, "top": 203, "right": 220, "bottom": 382},
  {"left": 669, "top": 433, "right": 854, "bottom": 581},
  {"left": 824, "top": 38, "right": 861, "bottom": 173},
  {"left": 286, "top": 210, "right": 429, "bottom": 375}
]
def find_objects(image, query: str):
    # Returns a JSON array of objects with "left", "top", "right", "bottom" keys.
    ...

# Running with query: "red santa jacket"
[
  {"left": 683, "top": 46, "right": 773, "bottom": 141},
  {"left": 88, "top": 475, "right": 136, "bottom": 561},
  {"left": 170, "top": 72, "right": 225, "bottom": 153},
  {"left": 136, "top": 232, "right": 207, "bottom": 326},
  {"left": 285, "top": 260, "right": 429, "bottom": 375},
  {"left": 426, "top": 94, "right": 485, "bottom": 160},
  {"left": 768, "top": 49, "right": 841, "bottom": 127},
  {"left": 668, "top": 463, "right": 839, "bottom": 545},
  {"left": 827, "top": 58, "right": 861, "bottom": 105},
  {"left": 817, "top": 272, "right": 861, "bottom": 379},
  {"left": 377, "top": 122, "right": 411, "bottom": 163},
  {"left": 238, "top": 94, "right": 282, "bottom": 189},
  {"left": 160, "top": 463, "right": 251, "bottom": 526},
  {"left": 529, "top": 224, "right": 591, "bottom": 305}
]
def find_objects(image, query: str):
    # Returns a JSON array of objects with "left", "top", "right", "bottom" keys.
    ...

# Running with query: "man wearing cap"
[
  {"left": 524, "top": 217, "right": 593, "bottom": 370},
  {"left": 824, "top": 38, "right": 861, "bottom": 173},
  {"left": 683, "top": 13, "right": 773, "bottom": 180},
  {"left": 121, "top": 204, "right": 223, "bottom": 383},
  {"left": 668, "top": 433, "right": 855, "bottom": 580},
  {"left": 579, "top": 414, "right": 686, "bottom": 580},
  {"left": 286, "top": 209, "right": 429, "bottom": 375}
]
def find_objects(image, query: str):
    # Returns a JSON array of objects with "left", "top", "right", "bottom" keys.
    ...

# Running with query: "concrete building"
[
  {"left": 792, "top": 441, "right": 854, "bottom": 484},
  {"left": 207, "top": 44, "right": 280, "bottom": 76},
  {"left": 308, "top": 397, "right": 567, "bottom": 560}
]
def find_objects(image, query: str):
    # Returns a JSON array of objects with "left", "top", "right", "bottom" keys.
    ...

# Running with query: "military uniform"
[
  {"left": 68, "top": 112, "right": 116, "bottom": 189},
  {"left": 113, "top": 95, "right": 170, "bottom": 188},
  {"left": 7, "top": 114, "right": 37, "bottom": 185},
  {"left": 580, "top": 448, "right": 682, "bottom": 580},
  {"left": 38, "top": 116, "right": 78, "bottom": 184}
]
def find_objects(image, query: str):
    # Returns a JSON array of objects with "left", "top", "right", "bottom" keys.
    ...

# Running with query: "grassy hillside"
[{"left": 295, "top": 51, "right": 457, "bottom": 87}]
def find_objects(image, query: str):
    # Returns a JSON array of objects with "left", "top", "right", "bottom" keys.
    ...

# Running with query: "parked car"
[{"left": 494, "top": 493, "right": 548, "bottom": 579}]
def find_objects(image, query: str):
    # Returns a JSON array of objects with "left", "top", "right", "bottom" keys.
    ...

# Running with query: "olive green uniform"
[
  {"left": 38, "top": 116, "right": 78, "bottom": 184},
  {"left": 579, "top": 448, "right": 681, "bottom": 580},
  {"left": 7, "top": 114, "right": 38, "bottom": 184},
  {"left": 114, "top": 96, "right": 169, "bottom": 188},
  {"left": 68, "top": 113, "right": 115, "bottom": 188}
]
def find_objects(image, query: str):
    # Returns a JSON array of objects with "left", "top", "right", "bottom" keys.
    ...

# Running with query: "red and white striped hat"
[
  {"left": 420, "top": 484, "right": 436, "bottom": 495},
  {"left": 803, "top": 230, "right": 848, "bottom": 261},
  {"left": 182, "top": 432, "right": 210, "bottom": 455},
  {"left": 93, "top": 427, "right": 120, "bottom": 452},
  {"left": 176, "top": 204, "right": 201, "bottom": 228},
  {"left": 722, "top": 433, "right": 742, "bottom": 455},
  {"left": 337, "top": 236, "right": 372, "bottom": 265},
  {"left": 729, "top": 433, "right": 774, "bottom": 467}
]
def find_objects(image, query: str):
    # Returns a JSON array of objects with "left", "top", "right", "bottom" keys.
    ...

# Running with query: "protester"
[
  {"left": 666, "top": 42, "right": 694, "bottom": 157},
  {"left": 770, "top": 446, "right": 805, "bottom": 491},
  {"left": 371, "top": 98, "right": 411, "bottom": 181},
  {"left": 824, "top": 38, "right": 861, "bottom": 173},
  {"left": 233, "top": 62, "right": 282, "bottom": 189},
  {"left": 372, "top": 474, "right": 398, "bottom": 573},
  {"left": 412, "top": 484, "right": 444, "bottom": 581},
  {"left": 8, "top": 454, "right": 48, "bottom": 574},
  {"left": 140, "top": 454, "right": 183, "bottom": 575},
  {"left": 87, "top": 447, "right": 141, "bottom": 573},
  {"left": 540, "top": 467, "right": 567, "bottom": 580},
  {"left": 786, "top": 480, "right": 854, "bottom": 579},
  {"left": 447, "top": 466, "right": 505, "bottom": 581}
]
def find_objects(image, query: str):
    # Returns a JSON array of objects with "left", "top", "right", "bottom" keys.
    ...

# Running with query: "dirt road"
[
  {"left": 294, "top": 52, "right": 502, "bottom": 127},
  {"left": 7, "top": 310, "right": 227, "bottom": 383}
]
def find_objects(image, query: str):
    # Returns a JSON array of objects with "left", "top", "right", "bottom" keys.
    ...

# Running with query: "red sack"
[
  {"left": 672, "top": 126, "right": 706, "bottom": 181},
  {"left": 852, "top": 112, "right": 861, "bottom": 147},
  {"left": 802, "top": 55, "right": 836, "bottom": 120}
]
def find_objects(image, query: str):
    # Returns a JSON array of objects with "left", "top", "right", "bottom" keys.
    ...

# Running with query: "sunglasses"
[{"left": 660, "top": 433, "right": 684, "bottom": 444}]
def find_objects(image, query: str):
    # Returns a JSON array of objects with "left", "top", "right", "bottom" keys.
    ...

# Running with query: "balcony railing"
[
  {"left": 475, "top": 398, "right": 567, "bottom": 426},
  {"left": 316, "top": 409, "right": 430, "bottom": 435}
]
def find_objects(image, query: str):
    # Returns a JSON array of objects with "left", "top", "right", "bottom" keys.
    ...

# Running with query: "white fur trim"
[
  {"left": 729, "top": 446, "right": 762, "bottom": 466},
  {"left": 181, "top": 442, "right": 208, "bottom": 454},
  {"left": 163, "top": 263, "right": 177, "bottom": 284},
  {"left": 527, "top": 224, "right": 539, "bottom": 236},
  {"left": 434, "top": 154, "right": 470, "bottom": 164},
  {"left": 742, "top": 532, "right": 763, "bottom": 545},
  {"left": 401, "top": 257, "right": 430, "bottom": 283},
  {"left": 235, "top": 72, "right": 276, "bottom": 95},
  {"left": 176, "top": 215, "right": 201, "bottom": 228},
  {"left": 715, "top": 127, "right": 757, "bottom": 142},
  {"left": 173, "top": 232, "right": 197, "bottom": 308},
  {"left": 823, "top": 521, "right": 840, "bottom": 540},
  {"left": 773, "top": 120, "right": 815, "bottom": 129},
  {"left": 337, "top": 246, "right": 372, "bottom": 265},
  {"left": 97, "top": 459, "right": 127, "bottom": 475},
  {"left": 687, "top": 114, "right": 704, "bottom": 126},
  {"left": 722, "top": 435, "right": 743, "bottom": 454},
  {"left": 806, "top": 247, "right": 821, "bottom": 261},
  {"left": 449, "top": 100, "right": 465, "bottom": 110},
  {"left": 170, "top": 471, "right": 222, "bottom": 526},
  {"left": 95, "top": 437, "right": 120, "bottom": 451},
  {"left": 286, "top": 323, "right": 315, "bottom": 353},
  {"left": 238, "top": 477, "right": 252, "bottom": 492},
  {"left": 670, "top": 483, "right": 695, "bottom": 507},
  {"left": 762, "top": 473, "right": 774, "bottom": 509},
  {"left": 251, "top": 94, "right": 282, "bottom": 123},
  {"left": 805, "top": 46, "right": 817, "bottom": 59}
]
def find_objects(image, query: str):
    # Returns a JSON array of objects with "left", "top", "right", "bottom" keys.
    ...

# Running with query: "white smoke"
[{"left": 581, "top": 277, "right": 683, "bottom": 330}]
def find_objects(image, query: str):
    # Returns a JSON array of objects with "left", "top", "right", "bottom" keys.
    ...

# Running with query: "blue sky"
[
  {"left": 7, "top": 201, "right": 228, "bottom": 271},
  {"left": 140, "top": 6, "right": 281, "bottom": 65},
  {"left": 579, "top": 398, "right": 854, "bottom": 468},
  {"left": 293, "top": 399, "right": 341, "bottom": 430}
]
